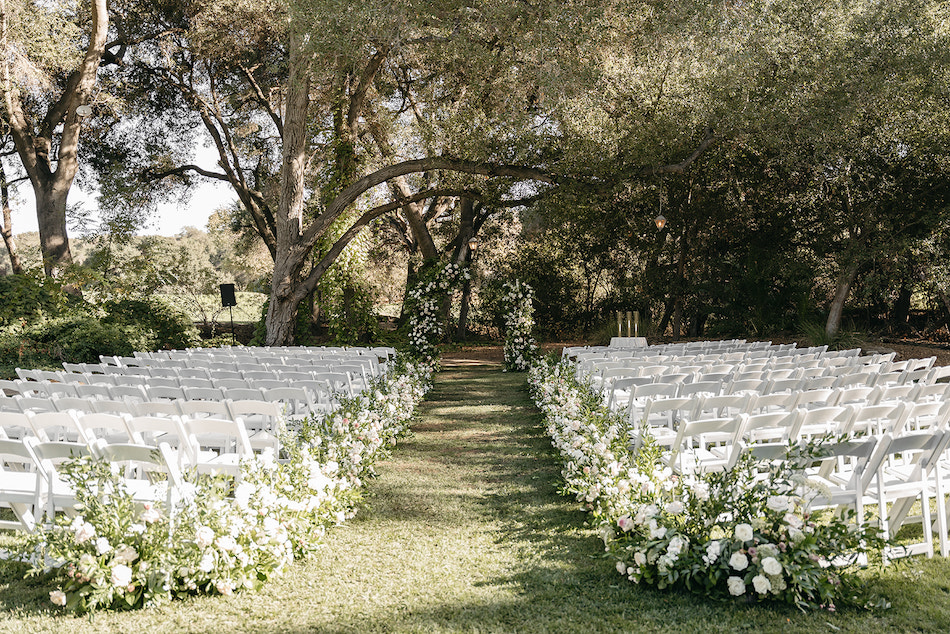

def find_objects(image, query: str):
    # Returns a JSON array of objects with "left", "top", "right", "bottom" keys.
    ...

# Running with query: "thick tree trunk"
[
  {"left": 456, "top": 277, "right": 472, "bottom": 341},
  {"left": 825, "top": 259, "right": 860, "bottom": 340},
  {"left": 265, "top": 23, "right": 311, "bottom": 346},
  {"left": 658, "top": 300, "right": 673, "bottom": 337},
  {"left": 671, "top": 298, "right": 683, "bottom": 341},
  {"left": 35, "top": 185, "right": 72, "bottom": 277},
  {"left": 892, "top": 281, "right": 912, "bottom": 329},
  {"left": 0, "top": 168, "right": 23, "bottom": 274}
]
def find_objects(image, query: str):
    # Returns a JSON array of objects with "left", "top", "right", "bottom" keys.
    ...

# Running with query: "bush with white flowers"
[
  {"left": 528, "top": 358, "right": 890, "bottom": 611},
  {"left": 21, "top": 358, "right": 431, "bottom": 614},
  {"left": 405, "top": 262, "right": 470, "bottom": 368},
  {"left": 500, "top": 280, "right": 538, "bottom": 372}
]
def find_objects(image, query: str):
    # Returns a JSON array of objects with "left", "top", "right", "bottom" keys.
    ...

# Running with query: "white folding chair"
[
  {"left": 871, "top": 430, "right": 950, "bottom": 560},
  {"left": 178, "top": 399, "right": 232, "bottom": 420},
  {"left": 76, "top": 412, "right": 135, "bottom": 444},
  {"left": 74, "top": 383, "right": 114, "bottom": 400},
  {"left": 226, "top": 400, "right": 285, "bottom": 452},
  {"left": 14, "top": 396, "right": 57, "bottom": 414},
  {"left": 666, "top": 416, "right": 743, "bottom": 475},
  {"left": 0, "top": 411, "right": 32, "bottom": 440},
  {"left": 262, "top": 387, "right": 316, "bottom": 422},
  {"left": 790, "top": 406, "right": 850, "bottom": 441},
  {"left": 27, "top": 410, "right": 86, "bottom": 443},
  {"left": 92, "top": 439, "right": 184, "bottom": 519},
  {"left": 31, "top": 439, "right": 94, "bottom": 520},
  {"left": 0, "top": 437, "right": 43, "bottom": 531},
  {"left": 181, "top": 417, "right": 254, "bottom": 476}
]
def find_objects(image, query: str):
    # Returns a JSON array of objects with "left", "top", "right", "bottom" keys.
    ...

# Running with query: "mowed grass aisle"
[{"left": 3, "top": 362, "right": 950, "bottom": 632}]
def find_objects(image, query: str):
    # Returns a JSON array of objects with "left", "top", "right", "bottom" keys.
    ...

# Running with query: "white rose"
[
  {"left": 110, "top": 564, "right": 133, "bottom": 587},
  {"left": 49, "top": 590, "right": 67, "bottom": 606},
  {"left": 761, "top": 556, "right": 783, "bottom": 576},
  {"left": 665, "top": 501, "right": 685, "bottom": 515},
  {"left": 788, "top": 527, "right": 805, "bottom": 544},
  {"left": 113, "top": 545, "right": 138, "bottom": 565},
  {"left": 752, "top": 574, "right": 772, "bottom": 594},
  {"left": 95, "top": 537, "right": 112, "bottom": 555},
  {"left": 196, "top": 526, "right": 215, "bottom": 548},
  {"left": 216, "top": 535, "right": 237, "bottom": 552},
  {"left": 648, "top": 520, "right": 667, "bottom": 540},
  {"left": 616, "top": 560, "right": 627, "bottom": 575},
  {"left": 198, "top": 552, "right": 215, "bottom": 573},
  {"left": 734, "top": 523, "right": 754, "bottom": 542},
  {"left": 729, "top": 552, "right": 749, "bottom": 571},
  {"left": 727, "top": 576, "right": 746, "bottom": 596},
  {"left": 784, "top": 512, "right": 804, "bottom": 529},
  {"left": 634, "top": 551, "right": 647, "bottom": 566},
  {"left": 667, "top": 536, "right": 687, "bottom": 557},
  {"left": 766, "top": 495, "right": 790, "bottom": 513},
  {"left": 692, "top": 482, "right": 710, "bottom": 501},
  {"left": 74, "top": 521, "right": 95, "bottom": 544}
]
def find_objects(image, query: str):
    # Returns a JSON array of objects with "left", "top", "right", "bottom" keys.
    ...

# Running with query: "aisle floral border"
[
  {"left": 500, "top": 280, "right": 538, "bottom": 372},
  {"left": 527, "top": 357, "right": 890, "bottom": 611},
  {"left": 16, "top": 357, "right": 431, "bottom": 614}
]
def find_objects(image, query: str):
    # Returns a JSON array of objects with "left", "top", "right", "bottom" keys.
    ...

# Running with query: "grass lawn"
[{"left": 2, "top": 362, "right": 950, "bottom": 632}]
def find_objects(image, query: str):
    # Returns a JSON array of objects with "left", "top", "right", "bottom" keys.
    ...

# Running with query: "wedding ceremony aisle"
[{"left": 1, "top": 360, "right": 945, "bottom": 632}]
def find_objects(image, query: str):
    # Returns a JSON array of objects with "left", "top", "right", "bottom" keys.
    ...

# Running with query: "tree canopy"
[{"left": 2, "top": 0, "right": 950, "bottom": 345}]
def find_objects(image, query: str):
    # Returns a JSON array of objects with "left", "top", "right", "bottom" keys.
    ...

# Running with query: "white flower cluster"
[
  {"left": 528, "top": 358, "right": 888, "bottom": 610},
  {"left": 406, "top": 262, "right": 470, "bottom": 367},
  {"left": 501, "top": 280, "right": 538, "bottom": 372},
  {"left": 24, "top": 359, "right": 432, "bottom": 614}
]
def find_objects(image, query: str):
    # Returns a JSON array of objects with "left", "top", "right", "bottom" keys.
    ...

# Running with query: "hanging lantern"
[{"left": 654, "top": 214, "right": 667, "bottom": 230}]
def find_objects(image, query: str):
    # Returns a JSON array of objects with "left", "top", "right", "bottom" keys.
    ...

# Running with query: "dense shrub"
[
  {"left": 0, "top": 274, "right": 77, "bottom": 326},
  {"left": 0, "top": 283, "right": 199, "bottom": 371},
  {"left": 102, "top": 297, "right": 200, "bottom": 350},
  {"left": 0, "top": 314, "right": 149, "bottom": 367}
]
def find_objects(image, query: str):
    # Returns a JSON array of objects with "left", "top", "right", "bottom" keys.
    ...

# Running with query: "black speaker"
[{"left": 219, "top": 283, "right": 237, "bottom": 307}]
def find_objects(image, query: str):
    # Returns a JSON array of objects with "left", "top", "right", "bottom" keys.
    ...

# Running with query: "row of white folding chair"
[
  {"left": 128, "top": 344, "right": 389, "bottom": 361},
  {"left": 730, "top": 430, "right": 950, "bottom": 560},
  {"left": 0, "top": 434, "right": 184, "bottom": 531},
  {"left": 53, "top": 367, "right": 357, "bottom": 396},
  {"left": 632, "top": 394, "right": 950, "bottom": 455},
  {"left": 603, "top": 368, "right": 834, "bottom": 406},
  {"left": 1, "top": 389, "right": 329, "bottom": 435},
  {"left": 593, "top": 349, "right": 887, "bottom": 385},
  {"left": 75, "top": 358, "right": 376, "bottom": 381},
  {"left": 129, "top": 347, "right": 386, "bottom": 368},
  {"left": 18, "top": 374, "right": 345, "bottom": 405},
  {"left": 584, "top": 349, "right": 867, "bottom": 386},
  {"left": 619, "top": 373, "right": 950, "bottom": 421},
  {"left": 1, "top": 408, "right": 255, "bottom": 477}
]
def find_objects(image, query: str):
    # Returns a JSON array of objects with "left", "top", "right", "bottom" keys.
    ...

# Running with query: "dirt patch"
[
  {"left": 441, "top": 341, "right": 586, "bottom": 364},
  {"left": 863, "top": 339, "right": 950, "bottom": 367},
  {"left": 440, "top": 339, "right": 950, "bottom": 367}
]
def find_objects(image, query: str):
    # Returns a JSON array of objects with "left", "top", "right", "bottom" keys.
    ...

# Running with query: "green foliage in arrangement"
[
  {"left": 16, "top": 361, "right": 430, "bottom": 614},
  {"left": 528, "top": 359, "right": 891, "bottom": 612},
  {"left": 325, "top": 282, "right": 380, "bottom": 346}
]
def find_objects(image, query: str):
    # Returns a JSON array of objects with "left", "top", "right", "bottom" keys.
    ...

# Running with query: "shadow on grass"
[{"left": 319, "top": 365, "right": 924, "bottom": 634}]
